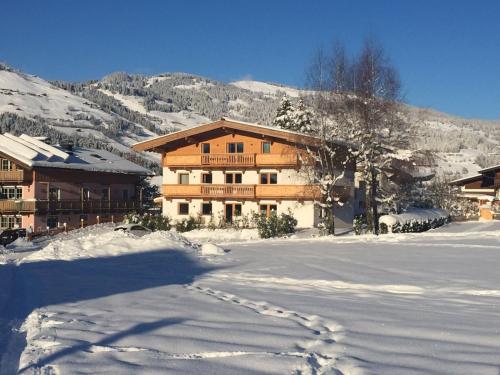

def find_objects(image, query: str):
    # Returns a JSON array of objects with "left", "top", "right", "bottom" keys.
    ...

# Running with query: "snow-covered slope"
[
  {"left": 0, "top": 69, "right": 111, "bottom": 124},
  {"left": 230, "top": 80, "right": 305, "bottom": 98}
]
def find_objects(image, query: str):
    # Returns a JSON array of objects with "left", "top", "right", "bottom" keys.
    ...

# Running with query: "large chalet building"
[
  {"left": 451, "top": 164, "right": 500, "bottom": 220},
  {"left": 0, "top": 133, "right": 152, "bottom": 232},
  {"left": 133, "top": 118, "right": 356, "bottom": 229}
]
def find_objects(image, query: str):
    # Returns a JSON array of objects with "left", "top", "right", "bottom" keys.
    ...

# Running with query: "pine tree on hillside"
[
  {"left": 292, "top": 99, "right": 313, "bottom": 133},
  {"left": 272, "top": 96, "right": 295, "bottom": 130}
]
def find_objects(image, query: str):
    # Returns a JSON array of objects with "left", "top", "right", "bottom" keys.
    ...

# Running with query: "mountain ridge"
[{"left": 1, "top": 63, "right": 499, "bottom": 178}]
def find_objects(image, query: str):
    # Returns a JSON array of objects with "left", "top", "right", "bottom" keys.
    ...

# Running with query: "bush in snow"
[
  {"left": 353, "top": 215, "right": 363, "bottom": 235},
  {"left": 379, "top": 209, "right": 450, "bottom": 234},
  {"left": 175, "top": 216, "right": 202, "bottom": 233},
  {"left": 141, "top": 215, "right": 171, "bottom": 231},
  {"left": 206, "top": 214, "right": 217, "bottom": 230},
  {"left": 255, "top": 211, "right": 297, "bottom": 239},
  {"left": 124, "top": 212, "right": 171, "bottom": 231}
]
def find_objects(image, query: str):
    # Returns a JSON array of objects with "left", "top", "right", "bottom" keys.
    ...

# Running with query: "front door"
[{"left": 225, "top": 204, "right": 233, "bottom": 223}]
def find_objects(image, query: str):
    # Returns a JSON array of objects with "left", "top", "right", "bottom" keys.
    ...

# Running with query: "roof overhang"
[
  {"left": 449, "top": 174, "right": 483, "bottom": 185},
  {"left": 478, "top": 165, "right": 500, "bottom": 174},
  {"left": 131, "top": 118, "right": 348, "bottom": 153}
]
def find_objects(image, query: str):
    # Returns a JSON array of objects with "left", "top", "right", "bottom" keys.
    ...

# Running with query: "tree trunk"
[
  {"left": 371, "top": 167, "right": 379, "bottom": 235},
  {"left": 328, "top": 202, "right": 336, "bottom": 236}
]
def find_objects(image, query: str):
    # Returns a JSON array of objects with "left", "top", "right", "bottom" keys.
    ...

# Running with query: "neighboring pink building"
[{"left": 0, "top": 133, "right": 152, "bottom": 233}]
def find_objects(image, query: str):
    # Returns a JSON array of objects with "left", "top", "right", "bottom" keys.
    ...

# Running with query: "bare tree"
[
  {"left": 304, "top": 43, "right": 357, "bottom": 235},
  {"left": 307, "top": 38, "right": 407, "bottom": 234}
]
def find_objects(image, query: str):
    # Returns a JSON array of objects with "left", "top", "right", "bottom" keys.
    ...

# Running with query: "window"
[
  {"left": 234, "top": 203, "right": 242, "bottom": 216},
  {"left": 260, "top": 173, "right": 277, "bottom": 184},
  {"left": 262, "top": 142, "right": 271, "bottom": 154},
  {"left": 260, "top": 204, "right": 278, "bottom": 218},
  {"left": 122, "top": 189, "right": 129, "bottom": 200},
  {"left": 201, "top": 143, "right": 210, "bottom": 154},
  {"left": 178, "top": 202, "right": 189, "bottom": 215},
  {"left": 227, "top": 142, "right": 244, "bottom": 153},
  {"left": 1, "top": 159, "right": 12, "bottom": 171},
  {"left": 202, "top": 173, "right": 212, "bottom": 184},
  {"left": 1, "top": 216, "right": 21, "bottom": 229},
  {"left": 49, "top": 187, "right": 60, "bottom": 201},
  {"left": 226, "top": 173, "right": 242, "bottom": 184},
  {"left": 0, "top": 186, "right": 22, "bottom": 199},
  {"left": 202, "top": 202, "right": 212, "bottom": 215},
  {"left": 179, "top": 173, "right": 189, "bottom": 185}
]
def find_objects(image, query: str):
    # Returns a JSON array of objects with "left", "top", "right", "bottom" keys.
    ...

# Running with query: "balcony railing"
[
  {"left": 0, "top": 170, "right": 27, "bottom": 183},
  {"left": 0, "top": 200, "right": 36, "bottom": 213},
  {"left": 164, "top": 153, "right": 298, "bottom": 168},
  {"left": 162, "top": 184, "right": 320, "bottom": 200},
  {"left": 0, "top": 199, "right": 144, "bottom": 214},
  {"left": 202, "top": 153, "right": 255, "bottom": 167}
]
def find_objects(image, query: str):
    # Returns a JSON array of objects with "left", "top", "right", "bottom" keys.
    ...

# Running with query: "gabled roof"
[
  {"left": 132, "top": 118, "right": 348, "bottom": 152},
  {"left": 0, "top": 133, "right": 152, "bottom": 176}
]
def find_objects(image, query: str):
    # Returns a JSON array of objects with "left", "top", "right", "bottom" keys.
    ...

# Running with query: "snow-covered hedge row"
[{"left": 379, "top": 208, "right": 450, "bottom": 234}]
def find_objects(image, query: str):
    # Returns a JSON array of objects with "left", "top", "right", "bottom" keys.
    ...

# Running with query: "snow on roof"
[
  {"left": 458, "top": 193, "right": 497, "bottom": 201},
  {"left": 479, "top": 164, "right": 500, "bottom": 173},
  {"left": 133, "top": 117, "right": 353, "bottom": 152},
  {"left": 449, "top": 174, "right": 483, "bottom": 184},
  {"left": 0, "top": 133, "right": 152, "bottom": 175}
]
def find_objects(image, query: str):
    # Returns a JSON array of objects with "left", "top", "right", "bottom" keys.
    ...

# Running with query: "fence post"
[
  {"left": 111, "top": 215, "right": 114, "bottom": 224},
  {"left": 63, "top": 222, "right": 67, "bottom": 233},
  {"left": 96, "top": 215, "right": 100, "bottom": 224},
  {"left": 80, "top": 218, "right": 84, "bottom": 228}
]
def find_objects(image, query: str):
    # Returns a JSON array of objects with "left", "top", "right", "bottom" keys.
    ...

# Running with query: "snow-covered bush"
[
  {"left": 353, "top": 215, "right": 363, "bottom": 235},
  {"left": 277, "top": 212, "right": 298, "bottom": 235},
  {"left": 255, "top": 211, "right": 297, "bottom": 239},
  {"left": 124, "top": 212, "right": 171, "bottom": 231},
  {"left": 175, "top": 216, "right": 202, "bottom": 233},
  {"left": 140, "top": 215, "right": 171, "bottom": 231},
  {"left": 379, "top": 208, "right": 450, "bottom": 234}
]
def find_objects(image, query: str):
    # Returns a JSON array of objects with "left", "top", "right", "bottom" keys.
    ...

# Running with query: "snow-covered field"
[{"left": 1, "top": 222, "right": 500, "bottom": 374}]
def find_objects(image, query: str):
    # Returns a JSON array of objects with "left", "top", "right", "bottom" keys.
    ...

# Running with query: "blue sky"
[{"left": 1, "top": 0, "right": 499, "bottom": 119}]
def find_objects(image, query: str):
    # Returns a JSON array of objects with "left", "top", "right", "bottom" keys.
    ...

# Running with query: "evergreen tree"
[
  {"left": 292, "top": 99, "right": 313, "bottom": 133},
  {"left": 272, "top": 96, "right": 295, "bottom": 130}
]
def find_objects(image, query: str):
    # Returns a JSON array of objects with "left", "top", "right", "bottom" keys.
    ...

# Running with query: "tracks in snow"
[{"left": 186, "top": 284, "right": 356, "bottom": 375}]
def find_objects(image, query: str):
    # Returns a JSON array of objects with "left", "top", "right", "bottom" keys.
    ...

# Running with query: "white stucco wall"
[{"left": 161, "top": 165, "right": 354, "bottom": 229}]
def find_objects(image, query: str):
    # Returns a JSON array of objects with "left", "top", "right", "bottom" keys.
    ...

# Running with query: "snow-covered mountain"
[{"left": 1, "top": 63, "right": 499, "bottom": 178}]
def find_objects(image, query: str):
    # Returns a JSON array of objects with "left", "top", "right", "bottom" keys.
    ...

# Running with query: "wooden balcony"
[
  {"left": 0, "top": 170, "right": 28, "bottom": 183},
  {"left": 255, "top": 185, "right": 321, "bottom": 199},
  {"left": 164, "top": 153, "right": 298, "bottom": 168},
  {"left": 0, "top": 200, "right": 36, "bottom": 213},
  {"left": 36, "top": 200, "right": 144, "bottom": 213},
  {"left": 162, "top": 184, "right": 320, "bottom": 200},
  {"left": 0, "top": 199, "right": 144, "bottom": 214}
]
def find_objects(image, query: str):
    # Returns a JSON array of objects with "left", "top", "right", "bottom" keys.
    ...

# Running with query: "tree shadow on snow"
[
  {"left": 18, "top": 317, "right": 186, "bottom": 373},
  {"left": 0, "top": 247, "right": 220, "bottom": 373}
]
